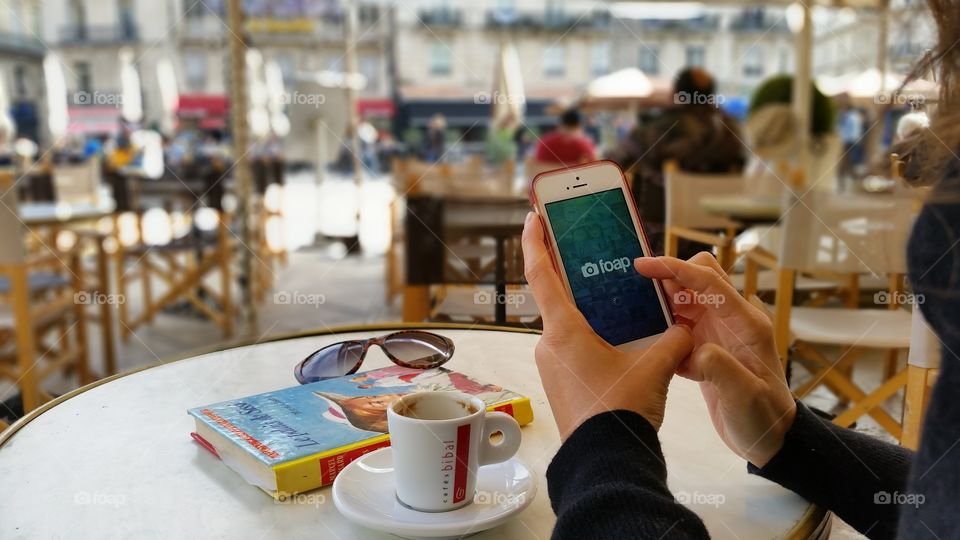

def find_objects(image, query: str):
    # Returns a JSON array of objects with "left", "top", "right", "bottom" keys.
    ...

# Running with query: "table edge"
[
  {"left": 0, "top": 321, "right": 828, "bottom": 538},
  {"left": 0, "top": 322, "right": 540, "bottom": 447}
]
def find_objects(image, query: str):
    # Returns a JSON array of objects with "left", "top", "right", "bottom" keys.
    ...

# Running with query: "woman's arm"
[
  {"left": 750, "top": 403, "right": 912, "bottom": 540},
  {"left": 635, "top": 255, "right": 913, "bottom": 540},
  {"left": 547, "top": 411, "right": 710, "bottom": 539},
  {"left": 520, "top": 215, "right": 708, "bottom": 538}
]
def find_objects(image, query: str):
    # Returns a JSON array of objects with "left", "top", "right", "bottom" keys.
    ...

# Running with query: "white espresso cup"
[{"left": 387, "top": 391, "right": 522, "bottom": 512}]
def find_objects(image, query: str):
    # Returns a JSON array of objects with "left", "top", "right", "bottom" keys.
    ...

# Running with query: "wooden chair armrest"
[
  {"left": 744, "top": 246, "right": 779, "bottom": 271},
  {"left": 670, "top": 226, "right": 733, "bottom": 248}
]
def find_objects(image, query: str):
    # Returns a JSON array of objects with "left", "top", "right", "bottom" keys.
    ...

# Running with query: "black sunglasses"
[{"left": 294, "top": 330, "right": 455, "bottom": 384}]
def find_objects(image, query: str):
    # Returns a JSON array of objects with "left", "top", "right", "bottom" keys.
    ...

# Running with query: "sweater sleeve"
[
  {"left": 749, "top": 402, "right": 913, "bottom": 540},
  {"left": 546, "top": 410, "right": 710, "bottom": 539}
]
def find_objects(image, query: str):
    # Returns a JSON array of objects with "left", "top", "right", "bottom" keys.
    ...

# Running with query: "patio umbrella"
[
  {"left": 264, "top": 59, "right": 290, "bottom": 137},
  {"left": 120, "top": 48, "right": 143, "bottom": 124},
  {"left": 246, "top": 49, "right": 270, "bottom": 139},
  {"left": 579, "top": 67, "right": 670, "bottom": 110},
  {"left": 491, "top": 40, "right": 525, "bottom": 131},
  {"left": 156, "top": 57, "right": 179, "bottom": 136},
  {"left": 43, "top": 54, "right": 69, "bottom": 142}
]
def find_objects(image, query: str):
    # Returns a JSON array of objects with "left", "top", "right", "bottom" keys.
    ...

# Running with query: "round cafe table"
[{"left": 0, "top": 324, "right": 829, "bottom": 539}]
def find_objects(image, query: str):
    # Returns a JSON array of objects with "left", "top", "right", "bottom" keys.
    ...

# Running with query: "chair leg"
[
  {"left": 141, "top": 256, "right": 154, "bottom": 324},
  {"left": 10, "top": 267, "right": 41, "bottom": 413},
  {"left": 901, "top": 365, "right": 930, "bottom": 449},
  {"left": 96, "top": 238, "right": 117, "bottom": 375},
  {"left": 117, "top": 251, "right": 131, "bottom": 342},
  {"left": 71, "top": 252, "right": 92, "bottom": 385},
  {"left": 219, "top": 218, "right": 234, "bottom": 338}
]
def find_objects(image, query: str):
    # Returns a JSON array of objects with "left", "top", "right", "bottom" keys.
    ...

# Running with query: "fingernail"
[{"left": 525, "top": 211, "right": 535, "bottom": 224}]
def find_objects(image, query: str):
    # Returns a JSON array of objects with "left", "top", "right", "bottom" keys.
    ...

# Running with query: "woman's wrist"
[{"left": 746, "top": 399, "right": 798, "bottom": 468}]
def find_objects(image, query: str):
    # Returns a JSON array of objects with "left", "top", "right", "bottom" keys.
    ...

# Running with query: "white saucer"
[{"left": 332, "top": 448, "right": 537, "bottom": 539}]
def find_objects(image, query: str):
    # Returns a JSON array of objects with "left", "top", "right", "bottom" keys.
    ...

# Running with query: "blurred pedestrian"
[
  {"left": 609, "top": 67, "right": 746, "bottom": 255},
  {"left": 533, "top": 108, "right": 597, "bottom": 166},
  {"left": 425, "top": 114, "right": 447, "bottom": 162}
]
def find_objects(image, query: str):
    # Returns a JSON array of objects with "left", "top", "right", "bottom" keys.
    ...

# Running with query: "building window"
[
  {"left": 639, "top": 46, "right": 659, "bottom": 75},
  {"left": 592, "top": 42, "right": 611, "bottom": 76},
  {"left": 686, "top": 45, "right": 705, "bottom": 67},
  {"left": 545, "top": 0, "right": 565, "bottom": 26},
  {"left": 743, "top": 45, "right": 763, "bottom": 77},
  {"left": 14, "top": 65, "right": 26, "bottom": 97},
  {"left": 543, "top": 45, "right": 565, "bottom": 78},
  {"left": 184, "top": 52, "right": 207, "bottom": 92},
  {"left": 429, "top": 43, "right": 452, "bottom": 76},
  {"left": 74, "top": 62, "right": 92, "bottom": 94},
  {"left": 118, "top": 0, "right": 136, "bottom": 39},
  {"left": 275, "top": 53, "right": 295, "bottom": 83},
  {"left": 359, "top": 55, "right": 380, "bottom": 90},
  {"left": 778, "top": 45, "right": 790, "bottom": 73}
]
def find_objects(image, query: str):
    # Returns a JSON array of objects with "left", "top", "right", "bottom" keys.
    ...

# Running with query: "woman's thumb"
[{"left": 680, "top": 343, "right": 756, "bottom": 393}]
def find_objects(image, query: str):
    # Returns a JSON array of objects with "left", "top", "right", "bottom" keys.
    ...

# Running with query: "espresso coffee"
[{"left": 393, "top": 394, "right": 478, "bottom": 420}]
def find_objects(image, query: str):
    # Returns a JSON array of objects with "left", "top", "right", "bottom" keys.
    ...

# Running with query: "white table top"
[
  {"left": 18, "top": 202, "right": 112, "bottom": 226},
  {"left": 0, "top": 325, "right": 826, "bottom": 539}
]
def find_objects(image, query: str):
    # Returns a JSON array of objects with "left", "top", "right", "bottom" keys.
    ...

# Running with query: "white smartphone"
[{"left": 530, "top": 160, "right": 673, "bottom": 351}]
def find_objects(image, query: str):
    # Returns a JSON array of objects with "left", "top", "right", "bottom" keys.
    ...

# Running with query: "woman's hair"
[{"left": 897, "top": 0, "right": 960, "bottom": 189}]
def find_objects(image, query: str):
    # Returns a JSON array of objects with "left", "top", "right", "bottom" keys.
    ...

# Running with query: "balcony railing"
[
  {"left": 0, "top": 32, "right": 45, "bottom": 58},
  {"left": 729, "top": 10, "right": 789, "bottom": 33},
  {"left": 485, "top": 9, "right": 611, "bottom": 30},
  {"left": 638, "top": 15, "right": 721, "bottom": 32},
  {"left": 59, "top": 24, "right": 140, "bottom": 44},
  {"left": 417, "top": 8, "right": 463, "bottom": 27}
]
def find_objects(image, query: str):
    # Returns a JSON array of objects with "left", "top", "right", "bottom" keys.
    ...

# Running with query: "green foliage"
[
  {"left": 402, "top": 127, "right": 424, "bottom": 147},
  {"left": 749, "top": 75, "right": 837, "bottom": 136}
]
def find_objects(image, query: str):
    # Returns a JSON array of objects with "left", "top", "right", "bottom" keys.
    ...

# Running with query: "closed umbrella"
[
  {"left": 491, "top": 40, "right": 525, "bottom": 131},
  {"left": 120, "top": 48, "right": 143, "bottom": 124},
  {"left": 43, "top": 54, "right": 69, "bottom": 142}
]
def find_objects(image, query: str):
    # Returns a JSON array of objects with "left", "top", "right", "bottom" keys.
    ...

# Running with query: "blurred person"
[
  {"left": 486, "top": 113, "right": 518, "bottom": 165},
  {"left": 106, "top": 130, "right": 139, "bottom": 171},
  {"left": 533, "top": 108, "right": 597, "bottom": 166},
  {"left": 838, "top": 97, "right": 866, "bottom": 179},
  {"left": 524, "top": 0, "right": 960, "bottom": 536},
  {"left": 608, "top": 67, "right": 746, "bottom": 255},
  {"left": 425, "top": 113, "right": 447, "bottom": 162},
  {"left": 513, "top": 124, "right": 534, "bottom": 161}
]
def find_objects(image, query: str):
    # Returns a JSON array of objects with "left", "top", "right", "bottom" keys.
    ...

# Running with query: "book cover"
[{"left": 188, "top": 365, "right": 533, "bottom": 498}]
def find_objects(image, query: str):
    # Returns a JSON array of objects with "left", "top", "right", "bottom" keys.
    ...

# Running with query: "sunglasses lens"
[
  {"left": 295, "top": 341, "right": 364, "bottom": 384},
  {"left": 382, "top": 332, "right": 453, "bottom": 368}
]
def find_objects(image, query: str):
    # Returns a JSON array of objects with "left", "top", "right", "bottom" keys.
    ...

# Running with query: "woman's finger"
[
  {"left": 687, "top": 251, "right": 734, "bottom": 286},
  {"left": 522, "top": 212, "right": 579, "bottom": 327},
  {"left": 635, "top": 256, "right": 744, "bottom": 318}
]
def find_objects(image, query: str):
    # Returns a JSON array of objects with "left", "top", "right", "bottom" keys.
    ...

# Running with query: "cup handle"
[{"left": 478, "top": 412, "right": 522, "bottom": 466}]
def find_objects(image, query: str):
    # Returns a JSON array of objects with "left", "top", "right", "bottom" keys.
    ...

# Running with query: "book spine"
[{"left": 273, "top": 398, "right": 534, "bottom": 496}]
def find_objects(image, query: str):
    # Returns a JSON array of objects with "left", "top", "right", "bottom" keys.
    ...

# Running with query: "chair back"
[
  {"left": 663, "top": 162, "right": 744, "bottom": 230},
  {"left": 53, "top": 156, "right": 101, "bottom": 204},
  {"left": 908, "top": 303, "right": 941, "bottom": 369},
  {"left": 778, "top": 189, "right": 915, "bottom": 276},
  {"left": 0, "top": 171, "right": 24, "bottom": 264}
]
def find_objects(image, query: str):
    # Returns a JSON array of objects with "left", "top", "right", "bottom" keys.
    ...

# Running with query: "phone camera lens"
[
  {"left": 566, "top": 187, "right": 570, "bottom": 190},
  {"left": 576, "top": 176, "right": 580, "bottom": 180}
]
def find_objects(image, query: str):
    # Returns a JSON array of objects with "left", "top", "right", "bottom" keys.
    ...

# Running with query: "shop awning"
[
  {"left": 357, "top": 98, "right": 395, "bottom": 118},
  {"left": 177, "top": 94, "right": 230, "bottom": 130}
]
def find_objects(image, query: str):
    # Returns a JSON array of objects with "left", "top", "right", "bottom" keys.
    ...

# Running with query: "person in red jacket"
[{"left": 534, "top": 109, "right": 597, "bottom": 166}]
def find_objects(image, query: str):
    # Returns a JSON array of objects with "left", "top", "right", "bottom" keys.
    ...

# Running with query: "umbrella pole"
[
  {"left": 792, "top": 2, "right": 813, "bottom": 186},
  {"left": 227, "top": 0, "right": 257, "bottom": 334}
]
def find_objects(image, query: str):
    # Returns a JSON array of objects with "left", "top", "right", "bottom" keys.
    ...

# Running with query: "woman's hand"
[
  {"left": 635, "top": 254, "right": 796, "bottom": 467},
  {"left": 521, "top": 212, "right": 694, "bottom": 440}
]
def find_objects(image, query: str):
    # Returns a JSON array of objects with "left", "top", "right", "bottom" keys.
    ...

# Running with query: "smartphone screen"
[{"left": 544, "top": 187, "right": 669, "bottom": 346}]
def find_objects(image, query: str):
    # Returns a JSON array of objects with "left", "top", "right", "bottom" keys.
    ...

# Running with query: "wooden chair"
[
  {"left": 0, "top": 174, "right": 90, "bottom": 428},
  {"left": 115, "top": 206, "right": 234, "bottom": 341},
  {"left": 663, "top": 161, "right": 743, "bottom": 271},
  {"left": 901, "top": 304, "right": 941, "bottom": 449},
  {"left": 744, "top": 186, "right": 918, "bottom": 438}
]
